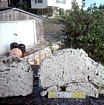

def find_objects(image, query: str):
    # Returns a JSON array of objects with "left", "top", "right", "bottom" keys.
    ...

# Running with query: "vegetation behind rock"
[{"left": 57, "top": 1, "right": 104, "bottom": 65}]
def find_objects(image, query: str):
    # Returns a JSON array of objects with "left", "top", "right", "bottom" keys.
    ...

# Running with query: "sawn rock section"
[{"left": 38, "top": 48, "right": 104, "bottom": 98}]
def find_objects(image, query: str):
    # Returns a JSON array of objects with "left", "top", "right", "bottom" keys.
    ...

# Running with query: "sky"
[{"left": 85, "top": 0, "right": 104, "bottom": 9}]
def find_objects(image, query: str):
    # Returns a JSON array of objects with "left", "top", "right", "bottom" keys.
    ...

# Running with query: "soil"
[
  {"left": 43, "top": 18, "right": 63, "bottom": 43},
  {"left": 0, "top": 18, "right": 104, "bottom": 105}
]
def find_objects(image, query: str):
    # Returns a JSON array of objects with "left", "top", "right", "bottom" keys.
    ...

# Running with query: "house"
[
  {"left": 31, "top": 0, "right": 82, "bottom": 16},
  {"left": 0, "top": 0, "right": 46, "bottom": 55}
]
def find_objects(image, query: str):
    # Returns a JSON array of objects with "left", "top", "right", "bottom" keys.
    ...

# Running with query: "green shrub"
[{"left": 58, "top": 2, "right": 104, "bottom": 64}]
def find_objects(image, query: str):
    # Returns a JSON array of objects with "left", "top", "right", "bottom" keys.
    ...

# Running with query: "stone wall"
[
  {"left": 0, "top": 55, "right": 33, "bottom": 98},
  {"left": 38, "top": 48, "right": 104, "bottom": 98},
  {"left": 24, "top": 42, "right": 61, "bottom": 65}
]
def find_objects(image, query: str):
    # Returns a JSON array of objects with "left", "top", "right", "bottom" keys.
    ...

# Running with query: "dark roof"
[
  {"left": 0, "top": 7, "right": 12, "bottom": 11},
  {"left": 0, "top": 7, "right": 46, "bottom": 20}
]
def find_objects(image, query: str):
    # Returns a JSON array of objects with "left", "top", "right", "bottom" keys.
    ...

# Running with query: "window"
[
  {"left": 35, "top": 0, "right": 43, "bottom": 3},
  {"left": 56, "top": 0, "right": 66, "bottom": 4},
  {"left": 35, "top": 0, "right": 37, "bottom": 3},
  {"left": 59, "top": 0, "right": 64, "bottom": 3},
  {"left": 73, "top": 0, "right": 76, "bottom": 2},
  {"left": 38, "top": 0, "right": 43, "bottom": 3}
]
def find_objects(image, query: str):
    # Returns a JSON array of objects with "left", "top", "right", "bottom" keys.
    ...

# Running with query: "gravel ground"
[{"left": 0, "top": 18, "right": 104, "bottom": 105}]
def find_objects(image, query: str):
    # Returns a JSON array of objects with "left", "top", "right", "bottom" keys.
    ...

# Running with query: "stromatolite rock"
[
  {"left": 0, "top": 55, "right": 33, "bottom": 98},
  {"left": 38, "top": 48, "right": 104, "bottom": 98}
]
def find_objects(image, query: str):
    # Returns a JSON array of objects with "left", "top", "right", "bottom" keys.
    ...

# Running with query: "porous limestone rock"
[
  {"left": 38, "top": 48, "right": 104, "bottom": 98},
  {"left": 0, "top": 55, "right": 33, "bottom": 98}
]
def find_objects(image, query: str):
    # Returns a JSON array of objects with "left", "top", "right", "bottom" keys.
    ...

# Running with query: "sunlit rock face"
[
  {"left": 0, "top": 55, "right": 33, "bottom": 98},
  {"left": 38, "top": 48, "right": 104, "bottom": 98}
]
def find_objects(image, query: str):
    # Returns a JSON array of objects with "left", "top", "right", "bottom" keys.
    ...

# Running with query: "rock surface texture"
[
  {"left": 38, "top": 48, "right": 104, "bottom": 98},
  {"left": 0, "top": 55, "right": 33, "bottom": 98}
]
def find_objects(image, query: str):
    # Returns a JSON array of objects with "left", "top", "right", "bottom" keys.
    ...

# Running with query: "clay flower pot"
[{"left": 10, "top": 48, "right": 22, "bottom": 58}]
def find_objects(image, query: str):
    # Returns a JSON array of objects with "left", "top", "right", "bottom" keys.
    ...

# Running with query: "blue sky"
[{"left": 84, "top": 0, "right": 104, "bottom": 9}]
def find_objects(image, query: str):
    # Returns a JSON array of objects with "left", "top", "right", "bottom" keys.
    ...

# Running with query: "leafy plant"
[
  {"left": 16, "top": 1, "right": 30, "bottom": 11},
  {"left": 47, "top": 40, "right": 54, "bottom": 53},
  {"left": 58, "top": 1, "right": 104, "bottom": 64}
]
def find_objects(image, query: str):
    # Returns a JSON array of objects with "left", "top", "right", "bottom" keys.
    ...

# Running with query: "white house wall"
[
  {"left": 0, "top": 20, "right": 37, "bottom": 55},
  {"left": 47, "top": 0, "right": 72, "bottom": 10},
  {"left": 31, "top": 0, "right": 82, "bottom": 10}
]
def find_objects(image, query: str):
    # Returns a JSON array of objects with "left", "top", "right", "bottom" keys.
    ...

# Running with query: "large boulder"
[
  {"left": 38, "top": 48, "right": 104, "bottom": 98},
  {"left": 0, "top": 55, "right": 33, "bottom": 98}
]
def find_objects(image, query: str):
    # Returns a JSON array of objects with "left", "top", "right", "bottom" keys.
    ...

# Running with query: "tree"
[
  {"left": 58, "top": 2, "right": 104, "bottom": 64},
  {"left": 99, "top": 4, "right": 104, "bottom": 9}
]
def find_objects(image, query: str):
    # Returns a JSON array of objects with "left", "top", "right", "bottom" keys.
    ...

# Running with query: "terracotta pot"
[{"left": 10, "top": 48, "right": 22, "bottom": 58}]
